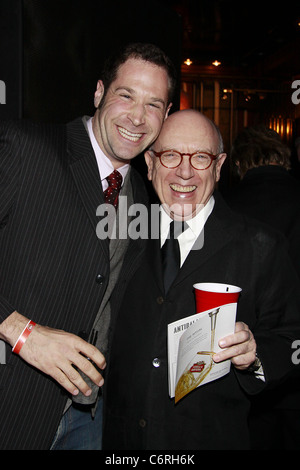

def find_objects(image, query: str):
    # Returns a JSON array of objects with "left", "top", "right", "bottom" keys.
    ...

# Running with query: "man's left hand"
[{"left": 213, "top": 321, "right": 256, "bottom": 370}]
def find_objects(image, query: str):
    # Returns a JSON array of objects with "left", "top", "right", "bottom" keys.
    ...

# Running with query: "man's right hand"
[{"left": 0, "top": 312, "right": 106, "bottom": 396}]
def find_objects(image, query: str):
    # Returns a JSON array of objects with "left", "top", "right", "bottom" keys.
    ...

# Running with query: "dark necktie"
[
  {"left": 161, "top": 220, "right": 187, "bottom": 293},
  {"left": 104, "top": 170, "right": 123, "bottom": 209}
]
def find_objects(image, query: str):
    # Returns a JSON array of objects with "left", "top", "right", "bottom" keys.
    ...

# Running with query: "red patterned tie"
[{"left": 104, "top": 170, "right": 123, "bottom": 209}]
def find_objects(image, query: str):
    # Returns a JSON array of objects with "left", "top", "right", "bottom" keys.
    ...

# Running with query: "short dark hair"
[
  {"left": 231, "top": 125, "right": 291, "bottom": 177},
  {"left": 100, "top": 42, "right": 177, "bottom": 105}
]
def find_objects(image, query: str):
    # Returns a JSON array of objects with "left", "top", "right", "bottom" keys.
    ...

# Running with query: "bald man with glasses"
[{"left": 103, "top": 110, "right": 300, "bottom": 450}]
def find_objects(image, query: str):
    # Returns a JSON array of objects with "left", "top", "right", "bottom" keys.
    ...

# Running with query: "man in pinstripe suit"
[{"left": 0, "top": 43, "right": 176, "bottom": 449}]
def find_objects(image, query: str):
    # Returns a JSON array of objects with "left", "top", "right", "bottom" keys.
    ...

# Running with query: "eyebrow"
[
  {"left": 115, "top": 86, "right": 134, "bottom": 94},
  {"left": 115, "top": 86, "right": 166, "bottom": 105},
  {"left": 158, "top": 148, "right": 216, "bottom": 153}
]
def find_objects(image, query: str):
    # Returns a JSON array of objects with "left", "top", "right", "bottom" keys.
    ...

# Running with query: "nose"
[
  {"left": 128, "top": 102, "right": 146, "bottom": 126},
  {"left": 175, "top": 155, "right": 195, "bottom": 179}
]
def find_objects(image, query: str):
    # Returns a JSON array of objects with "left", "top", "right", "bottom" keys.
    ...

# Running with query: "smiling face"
[
  {"left": 92, "top": 58, "right": 171, "bottom": 168},
  {"left": 145, "top": 110, "right": 226, "bottom": 220}
]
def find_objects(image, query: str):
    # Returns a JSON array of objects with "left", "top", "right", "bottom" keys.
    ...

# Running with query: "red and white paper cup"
[{"left": 193, "top": 282, "right": 242, "bottom": 313}]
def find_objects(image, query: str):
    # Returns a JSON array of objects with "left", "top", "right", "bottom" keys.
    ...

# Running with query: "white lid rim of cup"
[{"left": 193, "top": 282, "right": 242, "bottom": 293}]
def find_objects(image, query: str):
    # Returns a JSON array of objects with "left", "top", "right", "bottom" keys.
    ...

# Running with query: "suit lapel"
[
  {"left": 174, "top": 192, "right": 243, "bottom": 285},
  {"left": 147, "top": 234, "right": 164, "bottom": 291},
  {"left": 145, "top": 206, "right": 165, "bottom": 293},
  {"left": 66, "top": 117, "right": 109, "bottom": 258}
]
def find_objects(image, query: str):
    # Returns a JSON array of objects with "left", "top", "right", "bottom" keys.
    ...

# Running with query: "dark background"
[
  {"left": 0, "top": 0, "right": 299, "bottom": 188},
  {"left": 0, "top": 0, "right": 182, "bottom": 122}
]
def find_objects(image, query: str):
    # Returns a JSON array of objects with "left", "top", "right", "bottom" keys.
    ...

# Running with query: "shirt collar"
[
  {"left": 160, "top": 195, "right": 215, "bottom": 244},
  {"left": 86, "top": 117, "right": 129, "bottom": 187}
]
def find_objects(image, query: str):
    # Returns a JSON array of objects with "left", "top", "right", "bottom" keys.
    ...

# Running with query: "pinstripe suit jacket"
[{"left": 0, "top": 117, "right": 148, "bottom": 449}]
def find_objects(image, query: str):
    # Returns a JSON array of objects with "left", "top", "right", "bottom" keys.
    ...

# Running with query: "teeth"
[
  {"left": 170, "top": 184, "right": 197, "bottom": 193},
  {"left": 118, "top": 126, "right": 142, "bottom": 142}
]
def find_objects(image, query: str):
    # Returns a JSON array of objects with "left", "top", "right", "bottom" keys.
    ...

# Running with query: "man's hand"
[
  {"left": 213, "top": 321, "right": 256, "bottom": 370},
  {"left": 0, "top": 312, "right": 106, "bottom": 396}
]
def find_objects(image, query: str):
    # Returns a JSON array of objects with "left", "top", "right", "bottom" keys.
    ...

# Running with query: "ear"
[
  {"left": 215, "top": 153, "right": 227, "bottom": 182},
  {"left": 144, "top": 150, "right": 154, "bottom": 181},
  {"left": 164, "top": 103, "right": 172, "bottom": 120},
  {"left": 94, "top": 80, "right": 104, "bottom": 108}
]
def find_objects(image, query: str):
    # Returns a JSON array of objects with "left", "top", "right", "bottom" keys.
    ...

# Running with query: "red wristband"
[{"left": 12, "top": 320, "right": 36, "bottom": 355}]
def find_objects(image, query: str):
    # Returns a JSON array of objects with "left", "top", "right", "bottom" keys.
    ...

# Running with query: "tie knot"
[
  {"left": 106, "top": 170, "right": 123, "bottom": 190},
  {"left": 170, "top": 220, "right": 188, "bottom": 239}
]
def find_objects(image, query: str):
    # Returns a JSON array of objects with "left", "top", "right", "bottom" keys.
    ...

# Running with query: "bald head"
[{"left": 152, "top": 109, "right": 224, "bottom": 155}]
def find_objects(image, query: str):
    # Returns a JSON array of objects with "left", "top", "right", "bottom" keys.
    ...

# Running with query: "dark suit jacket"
[
  {"left": 0, "top": 118, "right": 147, "bottom": 449},
  {"left": 225, "top": 165, "right": 300, "bottom": 278},
  {"left": 103, "top": 192, "right": 300, "bottom": 450}
]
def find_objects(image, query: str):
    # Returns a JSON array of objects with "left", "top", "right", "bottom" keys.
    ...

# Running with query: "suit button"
[
  {"left": 139, "top": 419, "right": 147, "bottom": 428},
  {"left": 156, "top": 296, "right": 164, "bottom": 305},
  {"left": 152, "top": 358, "right": 160, "bottom": 368},
  {"left": 95, "top": 274, "right": 105, "bottom": 284}
]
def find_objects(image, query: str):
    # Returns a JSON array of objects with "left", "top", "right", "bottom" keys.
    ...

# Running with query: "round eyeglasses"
[{"left": 152, "top": 149, "right": 219, "bottom": 170}]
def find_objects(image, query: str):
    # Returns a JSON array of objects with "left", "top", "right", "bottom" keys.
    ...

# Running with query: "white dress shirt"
[{"left": 160, "top": 196, "right": 215, "bottom": 266}]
